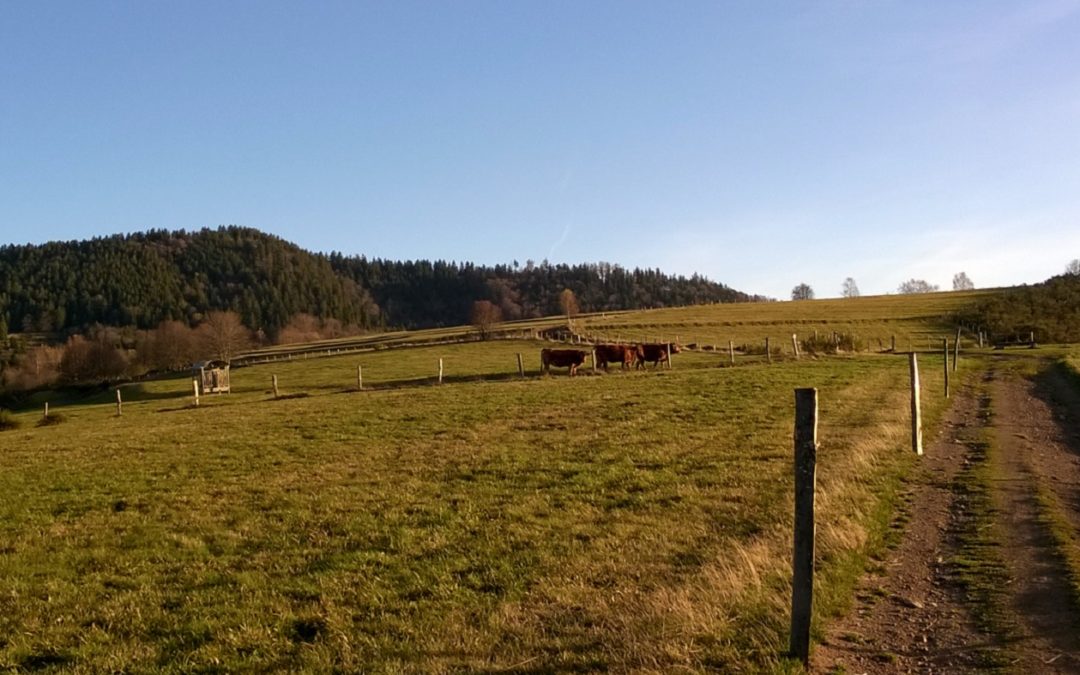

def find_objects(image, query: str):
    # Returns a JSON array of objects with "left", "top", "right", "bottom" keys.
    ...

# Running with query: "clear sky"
[{"left": 2, "top": 1, "right": 1079, "bottom": 299}]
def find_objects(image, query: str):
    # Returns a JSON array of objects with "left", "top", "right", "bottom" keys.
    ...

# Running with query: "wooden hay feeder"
[{"left": 193, "top": 360, "right": 231, "bottom": 394}]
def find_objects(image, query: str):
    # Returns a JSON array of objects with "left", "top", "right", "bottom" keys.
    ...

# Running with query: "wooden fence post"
[
  {"left": 592, "top": 349, "right": 598, "bottom": 373},
  {"left": 910, "top": 353, "right": 923, "bottom": 455},
  {"left": 729, "top": 340, "right": 735, "bottom": 366},
  {"left": 115, "top": 388, "right": 122, "bottom": 416},
  {"left": 43, "top": 402, "right": 49, "bottom": 420},
  {"left": 438, "top": 358, "right": 444, "bottom": 384},
  {"left": 765, "top": 337, "right": 771, "bottom": 364},
  {"left": 943, "top": 339, "right": 950, "bottom": 398},
  {"left": 792, "top": 334, "right": 800, "bottom": 359},
  {"left": 357, "top": 365, "right": 363, "bottom": 391},
  {"left": 665, "top": 344, "right": 672, "bottom": 370},
  {"left": 953, "top": 328, "right": 961, "bottom": 372},
  {"left": 790, "top": 387, "right": 818, "bottom": 667},
  {"left": 193, "top": 379, "right": 200, "bottom": 407},
  {"left": 517, "top": 353, "right": 525, "bottom": 378},
  {"left": 272, "top": 374, "right": 279, "bottom": 399}
]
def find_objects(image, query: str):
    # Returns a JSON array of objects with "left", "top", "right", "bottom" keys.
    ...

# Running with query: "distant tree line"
[
  {"left": 329, "top": 256, "right": 759, "bottom": 329},
  {"left": 1, "top": 227, "right": 759, "bottom": 341},
  {"left": 0, "top": 227, "right": 760, "bottom": 394},
  {"left": 0, "top": 311, "right": 260, "bottom": 396}
]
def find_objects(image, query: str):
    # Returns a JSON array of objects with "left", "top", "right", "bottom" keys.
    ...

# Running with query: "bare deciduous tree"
[
  {"left": 60, "top": 335, "right": 128, "bottom": 383},
  {"left": 470, "top": 300, "right": 502, "bottom": 340},
  {"left": 841, "top": 277, "right": 860, "bottom": 298},
  {"left": 277, "top": 313, "right": 322, "bottom": 345},
  {"left": 1066, "top": 259, "right": 1080, "bottom": 275},
  {"left": 952, "top": 271, "right": 974, "bottom": 291},
  {"left": 138, "top": 320, "right": 197, "bottom": 372},
  {"left": 559, "top": 288, "right": 579, "bottom": 318},
  {"left": 791, "top": 283, "right": 814, "bottom": 301},
  {"left": 197, "top": 311, "right": 252, "bottom": 364},
  {"left": 898, "top": 279, "right": 940, "bottom": 294},
  {"left": 1, "top": 344, "right": 63, "bottom": 391}
]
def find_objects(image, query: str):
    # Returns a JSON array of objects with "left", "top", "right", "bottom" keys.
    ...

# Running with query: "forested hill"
[
  {"left": 0, "top": 226, "right": 758, "bottom": 337},
  {"left": 329, "top": 256, "right": 757, "bottom": 329},
  {"left": 961, "top": 272, "right": 1080, "bottom": 343}
]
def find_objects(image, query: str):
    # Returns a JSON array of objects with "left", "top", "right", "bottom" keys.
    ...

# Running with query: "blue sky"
[{"left": 2, "top": 1, "right": 1079, "bottom": 299}]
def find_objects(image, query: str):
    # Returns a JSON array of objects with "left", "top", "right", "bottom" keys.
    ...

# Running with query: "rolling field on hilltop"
[
  {"left": 0, "top": 294, "right": 990, "bottom": 672},
  {"left": 577, "top": 290, "right": 993, "bottom": 350}
]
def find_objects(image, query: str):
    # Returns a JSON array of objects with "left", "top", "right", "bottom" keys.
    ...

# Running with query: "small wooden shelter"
[{"left": 193, "top": 360, "right": 231, "bottom": 394}]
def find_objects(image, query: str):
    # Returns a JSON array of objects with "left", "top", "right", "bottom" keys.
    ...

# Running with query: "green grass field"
[
  {"left": 578, "top": 290, "right": 991, "bottom": 351},
  {"left": 0, "top": 297, "right": 981, "bottom": 672}
]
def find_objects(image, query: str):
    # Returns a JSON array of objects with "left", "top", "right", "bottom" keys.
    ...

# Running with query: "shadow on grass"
[{"left": 1030, "top": 361, "right": 1080, "bottom": 459}]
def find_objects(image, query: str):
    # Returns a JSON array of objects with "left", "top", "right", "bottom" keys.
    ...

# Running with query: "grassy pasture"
[
  {"left": 578, "top": 290, "right": 992, "bottom": 352},
  {"left": 4, "top": 293, "right": 989, "bottom": 669},
  {"left": 0, "top": 327, "right": 966, "bottom": 672}
]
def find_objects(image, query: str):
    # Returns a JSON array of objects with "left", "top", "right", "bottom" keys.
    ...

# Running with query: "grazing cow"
[
  {"left": 635, "top": 343, "right": 681, "bottom": 369},
  {"left": 541, "top": 348, "right": 588, "bottom": 377},
  {"left": 594, "top": 344, "right": 635, "bottom": 371}
]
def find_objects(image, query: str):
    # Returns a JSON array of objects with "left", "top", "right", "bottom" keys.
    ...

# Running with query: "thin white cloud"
[{"left": 547, "top": 221, "right": 572, "bottom": 260}]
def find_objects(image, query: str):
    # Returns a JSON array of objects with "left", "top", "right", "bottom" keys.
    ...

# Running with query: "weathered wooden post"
[
  {"left": 43, "top": 402, "right": 49, "bottom": 420},
  {"left": 729, "top": 340, "right": 735, "bottom": 366},
  {"left": 192, "top": 379, "right": 200, "bottom": 407},
  {"left": 792, "top": 334, "right": 800, "bottom": 360},
  {"left": 591, "top": 349, "right": 598, "bottom": 373},
  {"left": 517, "top": 353, "right": 525, "bottom": 378},
  {"left": 665, "top": 344, "right": 672, "bottom": 370},
  {"left": 790, "top": 387, "right": 818, "bottom": 667},
  {"left": 272, "top": 374, "right": 279, "bottom": 399},
  {"left": 1029, "top": 330, "right": 1036, "bottom": 348},
  {"left": 943, "top": 339, "right": 950, "bottom": 398},
  {"left": 910, "top": 353, "right": 923, "bottom": 455},
  {"left": 438, "top": 358, "right": 444, "bottom": 384},
  {"left": 357, "top": 365, "right": 363, "bottom": 391},
  {"left": 765, "top": 337, "right": 772, "bottom": 364},
  {"left": 115, "top": 388, "right": 122, "bottom": 416},
  {"left": 953, "top": 327, "right": 961, "bottom": 372}
]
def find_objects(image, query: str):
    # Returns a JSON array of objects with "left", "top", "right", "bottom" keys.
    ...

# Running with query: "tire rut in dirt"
[
  {"left": 814, "top": 380, "right": 996, "bottom": 673},
  {"left": 989, "top": 364, "right": 1080, "bottom": 672}
]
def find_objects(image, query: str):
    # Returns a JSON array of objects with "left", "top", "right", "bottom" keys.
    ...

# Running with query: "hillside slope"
[{"left": 0, "top": 227, "right": 756, "bottom": 337}]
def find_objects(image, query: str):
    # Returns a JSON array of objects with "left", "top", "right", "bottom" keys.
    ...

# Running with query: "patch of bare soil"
[
  {"left": 814, "top": 359, "right": 1080, "bottom": 674},
  {"left": 813, "top": 378, "right": 994, "bottom": 674}
]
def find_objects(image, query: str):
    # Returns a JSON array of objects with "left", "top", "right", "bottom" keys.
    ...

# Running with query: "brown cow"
[
  {"left": 634, "top": 343, "right": 681, "bottom": 369},
  {"left": 594, "top": 344, "right": 635, "bottom": 371},
  {"left": 541, "top": 348, "right": 588, "bottom": 376}
]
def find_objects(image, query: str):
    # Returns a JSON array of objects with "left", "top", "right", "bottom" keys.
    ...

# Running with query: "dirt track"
[{"left": 814, "top": 356, "right": 1080, "bottom": 673}]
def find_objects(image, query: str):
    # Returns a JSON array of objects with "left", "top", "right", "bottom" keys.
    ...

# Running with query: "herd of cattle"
[{"left": 540, "top": 343, "right": 681, "bottom": 376}]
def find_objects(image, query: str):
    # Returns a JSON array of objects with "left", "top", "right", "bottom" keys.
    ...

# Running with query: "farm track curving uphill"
[{"left": 815, "top": 356, "right": 1080, "bottom": 673}]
